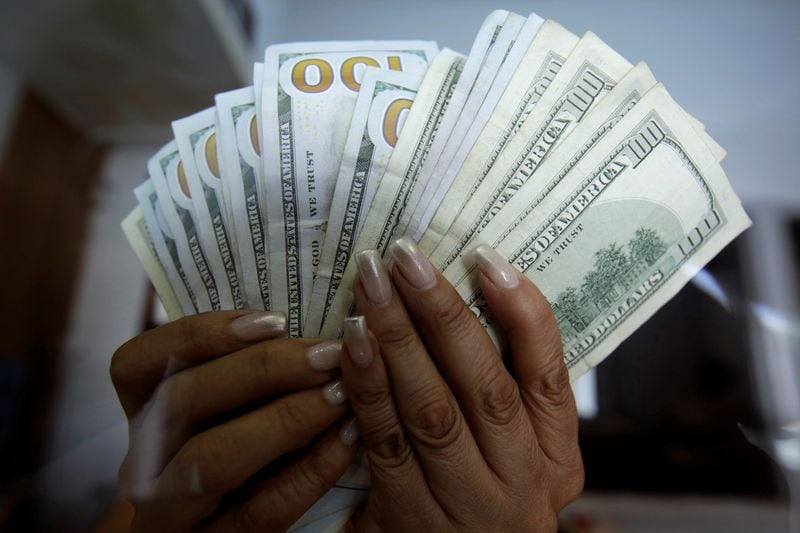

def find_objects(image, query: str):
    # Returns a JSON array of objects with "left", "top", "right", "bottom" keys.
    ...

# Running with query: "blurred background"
[{"left": 0, "top": 0, "right": 797, "bottom": 531}]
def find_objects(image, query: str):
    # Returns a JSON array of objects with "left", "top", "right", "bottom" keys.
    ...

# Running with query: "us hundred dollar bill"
[
  {"left": 261, "top": 40, "right": 438, "bottom": 337},
  {"left": 429, "top": 62, "right": 657, "bottom": 270},
  {"left": 121, "top": 204, "right": 186, "bottom": 320},
  {"left": 424, "top": 30, "right": 636, "bottom": 261},
  {"left": 216, "top": 84, "right": 272, "bottom": 310},
  {"left": 305, "top": 68, "right": 423, "bottom": 336},
  {"left": 444, "top": 85, "right": 750, "bottom": 381},
  {"left": 417, "top": 20, "right": 579, "bottom": 254},
  {"left": 408, "top": 12, "right": 546, "bottom": 241},
  {"left": 396, "top": 10, "right": 526, "bottom": 235},
  {"left": 148, "top": 142, "right": 218, "bottom": 311},
  {"left": 404, "top": 11, "right": 544, "bottom": 239},
  {"left": 320, "top": 48, "right": 467, "bottom": 338},
  {"left": 430, "top": 63, "right": 727, "bottom": 271},
  {"left": 173, "top": 110, "right": 245, "bottom": 309}
]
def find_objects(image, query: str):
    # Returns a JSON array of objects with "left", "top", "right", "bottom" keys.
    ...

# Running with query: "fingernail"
[
  {"left": 230, "top": 311, "right": 287, "bottom": 341},
  {"left": 339, "top": 417, "right": 360, "bottom": 446},
  {"left": 355, "top": 249, "right": 392, "bottom": 306},
  {"left": 307, "top": 341, "right": 343, "bottom": 371},
  {"left": 388, "top": 237, "right": 437, "bottom": 290},
  {"left": 472, "top": 244, "right": 520, "bottom": 289},
  {"left": 343, "top": 316, "right": 373, "bottom": 368},
  {"left": 322, "top": 380, "right": 347, "bottom": 406}
]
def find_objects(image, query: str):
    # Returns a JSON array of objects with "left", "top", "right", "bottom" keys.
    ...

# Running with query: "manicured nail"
[
  {"left": 343, "top": 316, "right": 373, "bottom": 368},
  {"left": 339, "top": 417, "right": 360, "bottom": 446},
  {"left": 388, "top": 237, "right": 437, "bottom": 290},
  {"left": 307, "top": 341, "right": 343, "bottom": 371},
  {"left": 322, "top": 380, "right": 347, "bottom": 406},
  {"left": 355, "top": 249, "right": 392, "bottom": 306},
  {"left": 472, "top": 244, "right": 520, "bottom": 289},
  {"left": 230, "top": 311, "right": 287, "bottom": 341}
]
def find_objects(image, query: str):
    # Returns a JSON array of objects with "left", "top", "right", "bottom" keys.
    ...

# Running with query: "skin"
[
  {"left": 111, "top": 260, "right": 583, "bottom": 531},
  {"left": 341, "top": 266, "right": 584, "bottom": 532},
  {"left": 110, "top": 311, "right": 358, "bottom": 532}
]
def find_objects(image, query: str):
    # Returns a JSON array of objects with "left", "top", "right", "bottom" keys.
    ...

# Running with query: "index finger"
[{"left": 110, "top": 310, "right": 286, "bottom": 416}]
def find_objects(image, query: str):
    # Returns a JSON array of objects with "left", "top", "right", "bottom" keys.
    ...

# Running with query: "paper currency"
[
  {"left": 319, "top": 48, "right": 467, "bottom": 338},
  {"left": 395, "top": 10, "right": 525, "bottom": 236},
  {"left": 428, "top": 61, "right": 657, "bottom": 270},
  {"left": 123, "top": 12, "right": 750, "bottom": 531},
  {"left": 261, "top": 41, "right": 438, "bottom": 336},
  {"left": 417, "top": 20, "right": 579, "bottom": 254},
  {"left": 421, "top": 30, "right": 631, "bottom": 258},
  {"left": 121, "top": 204, "right": 186, "bottom": 320},
  {"left": 216, "top": 85, "right": 272, "bottom": 310},
  {"left": 173, "top": 109, "right": 245, "bottom": 309},
  {"left": 407, "top": 13, "right": 547, "bottom": 241},
  {"left": 305, "top": 68, "right": 423, "bottom": 336},
  {"left": 443, "top": 85, "right": 750, "bottom": 380},
  {"left": 148, "top": 142, "right": 219, "bottom": 311}
]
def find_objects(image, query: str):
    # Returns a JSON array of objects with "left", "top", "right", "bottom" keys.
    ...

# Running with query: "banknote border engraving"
[{"left": 375, "top": 58, "right": 466, "bottom": 253}]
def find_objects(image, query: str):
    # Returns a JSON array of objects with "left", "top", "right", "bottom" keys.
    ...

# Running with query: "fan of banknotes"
[{"left": 122, "top": 9, "right": 750, "bottom": 530}]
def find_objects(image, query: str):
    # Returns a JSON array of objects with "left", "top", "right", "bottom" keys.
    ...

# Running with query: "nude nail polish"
[
  {"left": 355, "top": 249, "right": 392, "bottom": 306},
  {"left": 339, "top": 417, "right": 360, "bottom": 446},
  {"left": 388, "top": 237, "right": 437, "bottom": 290},
  {"left": 471, "top": 244, "right": 520, "bottom": 289},
  {"left": 230, "top": 311, "right": 287, "bottom": 341},
  {"left": 307, "top": 341, "right": 343, "bottom": 371},
  {"left": 322, "top": 380, "right": 348, "bottom": 406},
  {"left": 343, "top": 316, "right": 373, "bottom": 368}
]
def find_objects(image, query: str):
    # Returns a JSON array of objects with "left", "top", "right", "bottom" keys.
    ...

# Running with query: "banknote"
[
  {"left": 319, "top": 48, "right": 467, "bottom": 338},
  {"left": 261, "top": 40, "right": 438, "bottom": 336},
  {"left": 404, "top": 12, "right": 545, "bottom": 239},
  {"left": 216, "top": 85, "right": 272, "bottom": 310},
  {"left": 305, "top": 68, "right": 423, "bottom": 336},
  {"left": 407, "top": 13, "right": 547, "bottom": 241},
  {"left": 121, "top": 204, "right": 186, "bottom": 320},
  {"left": 216, "top": 61, "right": 262, "bottom": 248},
  {"left": 173, "top": 110, "right": 245, "bottom": 309},
  {"left": 395, "top": 10, "right": 524, "bottom": 236},
  {"left": 417, "top": 20, "right": 579, "bottom": 254},
  {"left": 428, "top": 61, "right": 658, "bottom": 270},
  {"left": 428, "top": 63, "right": 729, "bottom": 271},
  {"left": 148, "top": 142, "right": 219, "bottom": 311},
  {"left": 425, "top": 31, "right": 634, "bottom": 269},
  {"left": 443, "top": 85, "right": 750, "bottom": 380}
]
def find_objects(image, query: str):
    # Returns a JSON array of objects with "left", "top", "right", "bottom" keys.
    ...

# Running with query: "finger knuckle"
[
  {"left": 175, "top": 315, "right": 209, "bottom": 357},
  {"left": 179, "top": 432, "right": 236, "bottom": 494},
  {"left": 351, "top": 383, "right": 391, "bottom": 410},
  {"left": 530, "top": 354, "right": 572, "bottom": 409},
  {"left": 561, "top": 456, "right": 585, "bottom": 505},
  {"left": 476, "top": 367, "right": 522, "bottom": 427},
  {"left": 293, "top": 451, "right": 337, "bottom": 496},
  {"left": 408, "top": 388, "right": 462, "bottom": 451},
  {"left": 368, "top": 424, "right": 415, "bottom": 473},
  {"left": 110, "top": 340, "right": 137, "bottom": 391},
  {"left": 375, "top": 322, "right": 418, "bottom": 356},
  {"left": 274, "top": 399, "right": 312, "bottom": 444},
  {"left": 432, "top": 297, "right": 474, "bottom": 339},
  {"left": 238, "top": 498, "right": 281, "bottom": 531}
]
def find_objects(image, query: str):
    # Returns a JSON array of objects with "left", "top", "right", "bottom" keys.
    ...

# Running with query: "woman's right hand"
[{"left": 110, "top": 310, "right": 360, "bottom": 532}]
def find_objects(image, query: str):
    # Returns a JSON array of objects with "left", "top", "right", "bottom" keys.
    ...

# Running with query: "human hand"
[
  {"left": 340, "top": 239, "right": 584, "bottom": 532},
  {"left": 110, "top": 311, "right": 360, "bottom": 531}
]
